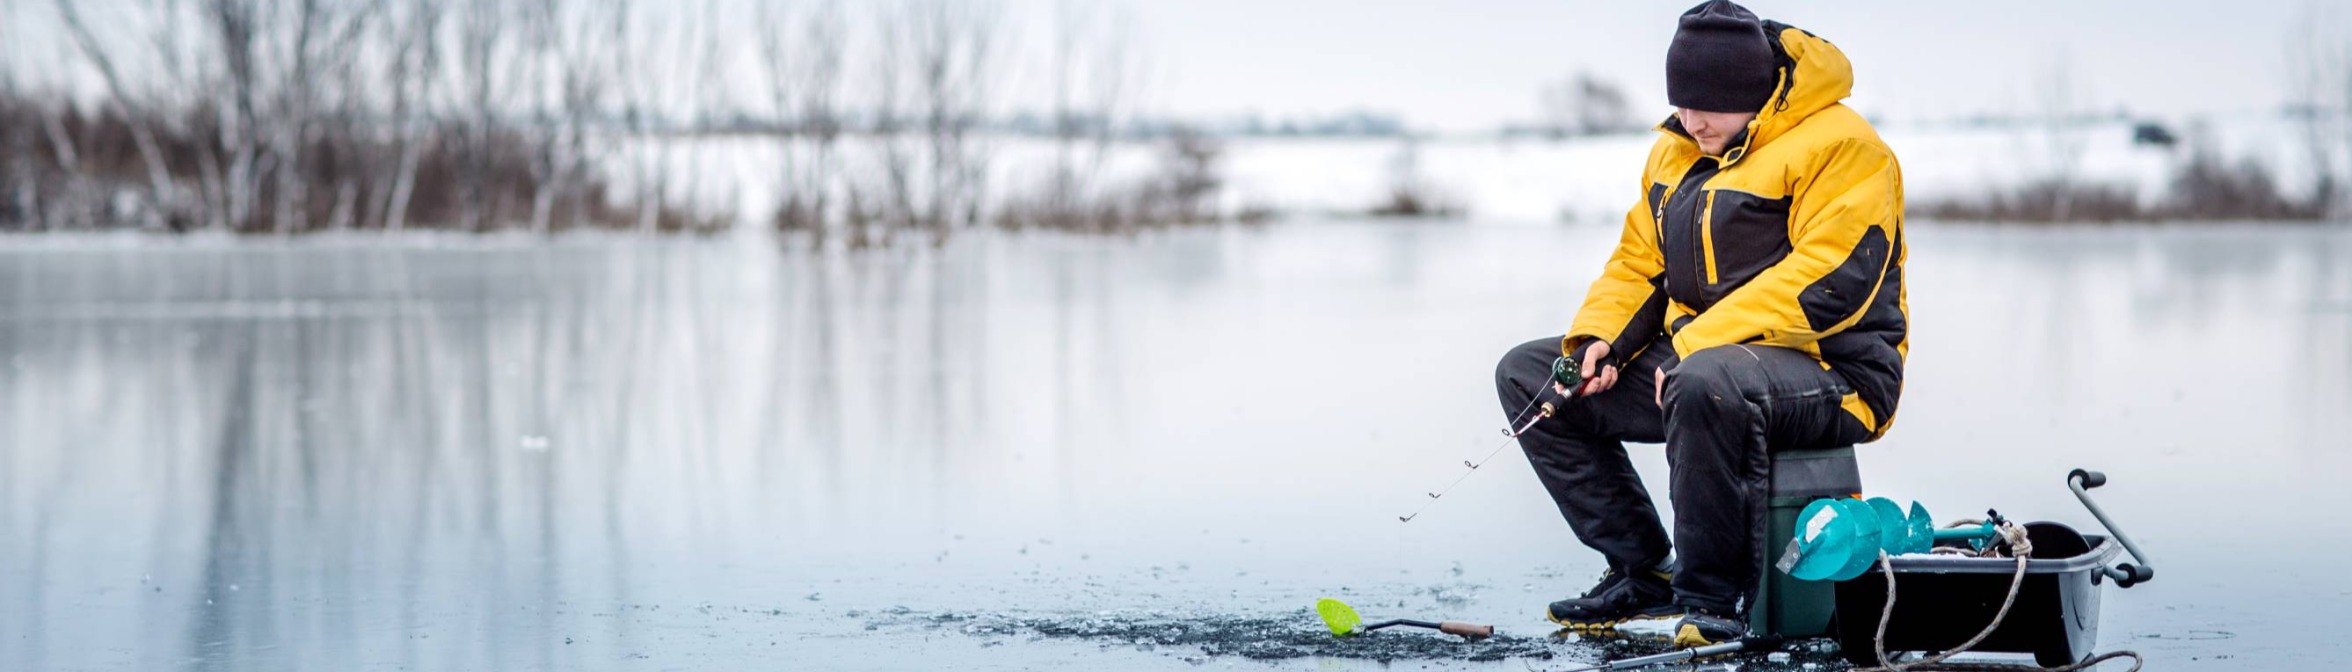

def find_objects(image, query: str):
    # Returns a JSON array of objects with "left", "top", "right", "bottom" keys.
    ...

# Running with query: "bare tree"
[
  {"left": 517, "top": 0, "right": 565, "bottom": 233},
  {"left": 0, "top": 64, "right": 28, "bottom": 228},
  {"left": 379, "top": 0, "right": 445, "bottom": 231},
  {"left": 859, "top": 0, "right": 1004, "bottom": 242},
  {"left": 614, "top": 0, "right": 683, "bottom": 232},
  {"left": 320, "top": 0, "right": 385, "bottom": 231},
  {"left": 1369, "top": 138, "right": 1463, "bottom": 218},
  {"left": 760, "top": 0, "right": 850, "bottom": 245},
  {"left": 1034, "top": 0, "right": 1142, "bottom": 231},
  {"left": 865, "top": 1, "right": 915, "bottom": 243},
  {"left": 536, "top": 0, "right": 624, "bottom": 232},
  {"left": 1155, "top": 128, "right": 1221, "bottom": 224},
  {"left": 267, "top": 0, "right": 376, "bottom": 233},
  {"left": 32, "top": 89, "right": 84, "bottom": 229},
  {"left": 907, "top": 0, "right": 1001, "bottom": 243},
  {"left": 1538, "top": 71, "right": 1635, "bottom": 139},
  {"left": 0, "top": 0, "right": 1168, "bottom": 238},
  {"left": 2026, "top": 50, "right": 2091, "bottom": 221},
  {"left": 449, "top": 0, "right": 512, "bottom": 231},
  {"left": 681, "top": 0, "right": 730, "bottom": 231},
  {"left": 201, "top": 0, "right": 268, "bottom": 231},
  {"left": 56, "top": 0, "right": 181, "bottom": 228},
  {"left": 2288, "top": 3, "right": 2352, "bottom": 218}
]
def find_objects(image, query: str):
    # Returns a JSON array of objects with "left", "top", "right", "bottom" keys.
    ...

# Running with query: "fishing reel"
[
  {"left": 1550, "top": 355, "right": 1584, "bottom": 392},
  {"left": 1552, "top": 337, "right": 1621, "bottom": 393}
]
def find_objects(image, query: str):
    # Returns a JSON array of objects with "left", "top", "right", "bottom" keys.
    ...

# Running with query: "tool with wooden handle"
[{"left": 1315, "top": 598, "right": 1493, "bottom": 640}]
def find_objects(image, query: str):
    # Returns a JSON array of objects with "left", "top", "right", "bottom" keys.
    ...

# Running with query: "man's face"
[{"left": 1676, "top": 108, "right": 1758, "bottom": 157}]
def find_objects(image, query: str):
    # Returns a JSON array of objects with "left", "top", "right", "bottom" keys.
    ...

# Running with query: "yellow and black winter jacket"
[{"left": 1567, "top": 22, "right": 1908, "bottom": 439}]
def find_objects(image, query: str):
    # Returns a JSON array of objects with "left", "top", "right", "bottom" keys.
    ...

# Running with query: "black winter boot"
[
  {"left": 1669, "top": 606, "right": 1748, "bottom": 648},
  {"left": 1545, "top": 565, "right": 1678, "bottom": 630}
]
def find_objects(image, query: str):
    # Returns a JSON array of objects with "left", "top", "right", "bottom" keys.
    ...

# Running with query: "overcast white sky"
[
  {"left": 5, "top": 0, "right": 2337, "bottom": 134},
  {"left": 1067, "top": 0, "right": 2332, "bottom": 132}
]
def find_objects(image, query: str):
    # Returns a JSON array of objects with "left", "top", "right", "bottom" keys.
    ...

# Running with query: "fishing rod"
[
  {"left": 1555, "top": 636, "right": 1784, "bottom": 672},
  {"left": 1399, "top": 353, "right": 1592, "bottom": 523}
]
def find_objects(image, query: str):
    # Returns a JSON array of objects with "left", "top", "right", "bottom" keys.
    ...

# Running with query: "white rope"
[{"left": 1855, "top": 521, "right": 2142, "bottom": 672}]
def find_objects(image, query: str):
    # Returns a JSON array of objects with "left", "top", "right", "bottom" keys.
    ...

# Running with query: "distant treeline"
[
  {"left": 1915, "top": 129, "right": 2342, "bottom": 224},
  {"left": 0, "top": 0, "right": 1234, "bottom": 243},
  {"left": 1920, "top": 16, "right": 2352, "bottom": 224}
]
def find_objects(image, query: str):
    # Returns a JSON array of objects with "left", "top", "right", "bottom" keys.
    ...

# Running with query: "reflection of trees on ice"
[{"left": 1, "top": 224, "right": 2349, "bottom": 668}]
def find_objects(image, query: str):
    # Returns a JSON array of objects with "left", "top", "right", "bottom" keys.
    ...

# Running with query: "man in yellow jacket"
[{"left": 1493, "top": 0, "right": 1907, "bottom": 648}]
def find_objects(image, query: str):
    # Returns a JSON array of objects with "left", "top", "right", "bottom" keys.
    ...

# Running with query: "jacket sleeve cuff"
[{"left": 1563, "top": 331, "right": 1614, "bottom": 357}]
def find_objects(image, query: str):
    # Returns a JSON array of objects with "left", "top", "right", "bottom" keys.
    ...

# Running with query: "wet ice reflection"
[{"left": 0, "top": 223, "right": 2347, "bottom": 670}]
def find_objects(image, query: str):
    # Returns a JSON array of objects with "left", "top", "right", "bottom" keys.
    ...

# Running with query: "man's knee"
[
  {"left": 1499, "top": 336, "right": 1608, "bottom": 439},
  {"left": 1663, "top": 346, "right": 1752, "bottom": 411},
  {"left": 1495, "top": 337, "right": 1561, "bottom": 396}
]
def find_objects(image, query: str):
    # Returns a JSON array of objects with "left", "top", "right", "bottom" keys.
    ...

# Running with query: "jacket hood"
[{"left": 1662, "top": 21, "right": 1854, "bottom": 165}]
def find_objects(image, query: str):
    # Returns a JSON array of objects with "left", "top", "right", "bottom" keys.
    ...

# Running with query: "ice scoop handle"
[{"left": 1438, "top": 621, "right": 1493, "bottom": 639}]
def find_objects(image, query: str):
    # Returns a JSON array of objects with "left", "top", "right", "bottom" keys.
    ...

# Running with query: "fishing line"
[{"left": 1398, "top": 363, "right": 1581, "bottom": 523}]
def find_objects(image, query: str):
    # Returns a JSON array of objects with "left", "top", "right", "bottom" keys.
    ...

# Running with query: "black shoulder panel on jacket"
[
  {"left": 1800, "top": 225, "right": 1890, "bottom": 332},
  {"left": 1702, "top": 190, "right": 1796, "bottom": 308},
  {"left": 1610, "top": 275, "right": 1671, "bottom": 360}
]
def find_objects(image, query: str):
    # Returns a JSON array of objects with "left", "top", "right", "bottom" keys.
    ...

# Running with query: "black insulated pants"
[{"left": 1494, "top": 335, "right": 1871, "bottom": 616}]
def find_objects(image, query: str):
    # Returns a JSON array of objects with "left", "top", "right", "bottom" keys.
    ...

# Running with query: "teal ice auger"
[
  {"left": 1775, "top": 471, "right": 2157, "bottom": 668},
  {"left": 1775, "top": 497, "right": 2005, "bottom": 582}
]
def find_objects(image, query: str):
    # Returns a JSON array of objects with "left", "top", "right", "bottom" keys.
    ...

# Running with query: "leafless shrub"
[
  {"left": 1153, "top": 129, "right": 1223, "bottom": 224},
  {"left": 995, "top": 1, "right": 1229, "bottom": 234},
  {"left": 2028, "top": 51, "right": 2095, "bottom": 222},
  {"left": 1537, "top": 71, "right": 1637, "bottom": 139},
  {"left": 1921, "top": 40, "right": 2336, "bottom": 225},
  {"left": 999, "top": 127, "right": 1227, "bottom": 232},
  {"left": 760, "top": 0, "right": 849, "bottom": 246},
  {"left": 1232, "top": 202, "right": 1280, "bottom": 226},
  {"left": 1913, "top": 179, "right": 2145, "bottom": 223},
  {"left": 2164, "top": 144, "right": 2326, "bottom": 220},
  {"left": 2287, "top": 2, "right": 2352, "bottom": 219},
  {"left": 1367, "top": 139, "right": 1464, "bottom": 218},
  {"left": 1915, "top": 139, "right": 2328, "bottom": 223}
]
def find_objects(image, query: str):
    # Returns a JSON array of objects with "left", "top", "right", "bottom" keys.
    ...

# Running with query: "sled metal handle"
[{"left": 2069, "top": 468, "right": 2155, "bottom": 588}]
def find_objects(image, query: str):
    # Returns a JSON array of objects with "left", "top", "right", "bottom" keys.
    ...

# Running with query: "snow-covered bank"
[{"left": 627, "top": 113, "right": 2341, "bottom": 227}]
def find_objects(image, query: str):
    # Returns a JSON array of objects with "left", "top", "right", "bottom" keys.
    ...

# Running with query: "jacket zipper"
[
  {"left": 1669, "top": 159, "right": 1717, "bottom": 310},
  {"left": 1701, "top": 191, "right": 1719, "bottom": 285}
]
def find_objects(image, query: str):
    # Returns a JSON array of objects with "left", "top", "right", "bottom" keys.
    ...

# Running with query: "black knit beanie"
[{"left": 1665, "top": 0, "right": 1778, "bottom": 113}]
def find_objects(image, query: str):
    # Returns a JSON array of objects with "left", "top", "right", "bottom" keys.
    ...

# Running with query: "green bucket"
[{"left": 1754, "top": 447, "right": 1861, "bottom": 639}]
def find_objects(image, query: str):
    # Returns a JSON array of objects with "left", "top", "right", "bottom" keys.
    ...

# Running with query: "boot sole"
[
  {"left": 1544, "top": 609, "right": 1680, "bottom": 632},
  {"left": 1669, "top": 622, "right": 1741, "bottom": 649}
]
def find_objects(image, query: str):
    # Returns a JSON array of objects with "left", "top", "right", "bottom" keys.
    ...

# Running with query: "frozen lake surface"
[{"left": 2, "top": 221, "right": 2348, "bottom": 670}]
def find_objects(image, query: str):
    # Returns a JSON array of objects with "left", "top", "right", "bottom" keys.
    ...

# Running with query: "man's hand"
[
  {"left": 1654, "top": 366, "right": 1665, "bottom": 408},
  {"left": 1554, "top": 340, "right": 1619, "bottom": 398}
]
